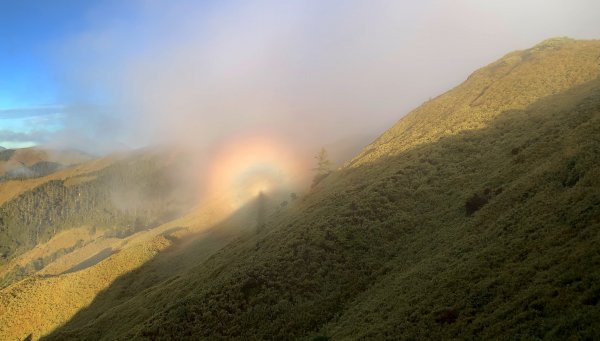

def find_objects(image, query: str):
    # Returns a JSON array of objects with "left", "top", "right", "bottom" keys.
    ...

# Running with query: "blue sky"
[
  {"left": 1, "top": 0, "right": 600, "bottom": 151},
  {"left": 0, "top": 0, "right": 130, "bottom": 148},
  {"left": 0, "top": 1, "right": 86, "bottom": 105}
]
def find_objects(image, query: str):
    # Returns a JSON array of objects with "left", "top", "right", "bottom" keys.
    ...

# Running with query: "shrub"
[
  {"left": 465, "top": 193, "right": 489, "bottom": 216},
  {"left": 435, "top": 308, "right": 458, "bottom": 325},
  {"left": 312, "top": 336, "right": 330, "bottom": 341}
]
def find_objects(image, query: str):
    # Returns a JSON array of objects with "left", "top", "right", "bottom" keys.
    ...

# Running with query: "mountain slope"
[
  {"left": 0, "top": 193, "right": 275, "bottom": 340},
  {"left": 110, "top": 78, "right": 600, "bottom": 340},
  {"left": 0, "top": 149, "right": 201, "bottom": 291},
  {"left": 350, "top": 37, "right": 600, "bottom": 167},
  {"left": 6, "top": 38, "right": 600, "bottom": 339},
  {"left": 325, "top": 77, "right": 600, "bottom": 339}
]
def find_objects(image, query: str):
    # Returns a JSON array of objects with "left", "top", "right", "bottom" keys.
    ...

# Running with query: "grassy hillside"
[
  {"left": 2, "top": 38, "right": 599, "bottom": 340},
  {"left": 0, "top": 236, "right": 172, "bottom": 340},
  {"left": 0, "top": 193, "right": 274, "bottom": 340},
  {"left": 0, "top": 150, "right": 198, "bottom": 289},
  {"left": 350, "top": 37, "right": 600, "bottom": 167}
]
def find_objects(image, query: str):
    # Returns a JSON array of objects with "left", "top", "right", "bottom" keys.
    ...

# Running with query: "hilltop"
[
  {"left": 0, "top": 147, "right": 91, "bottom": 180},
  {"left": 350, "top": 37, "right": 600, "bottom": 167},
  {"left": 0, "top": 38, "right": 599, "bottom": 340}
]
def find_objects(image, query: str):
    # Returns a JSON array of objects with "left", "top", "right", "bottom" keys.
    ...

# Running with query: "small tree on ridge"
[{"left": 312, "top": 147, "right": 332, "bottom": 187}]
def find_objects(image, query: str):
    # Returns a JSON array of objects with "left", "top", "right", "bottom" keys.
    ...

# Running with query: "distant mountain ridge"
[{"left": 0, "top": 147, "right": 92, "bottom": 180}]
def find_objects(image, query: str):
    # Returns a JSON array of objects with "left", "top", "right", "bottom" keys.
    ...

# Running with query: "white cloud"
[{"left": 49, "top": 0, "right": 600, "bottom": 153}]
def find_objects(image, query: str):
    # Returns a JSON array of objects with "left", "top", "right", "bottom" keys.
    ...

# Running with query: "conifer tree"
[
  {"left": 314, "top": 147, "right": 331, "bottom": 175},
  {"left": 312, "top": 147, "right": 332, "bottom": 187}
]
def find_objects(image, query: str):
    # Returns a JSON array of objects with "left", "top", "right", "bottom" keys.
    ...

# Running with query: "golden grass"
[
  {"left": 0, "top": 227, "right": 97, "bottom": 279},
  {"left": 0, "top": 236, "right": 171, "bottom": 341},
  {"left": 38, "top": 236, "right": 122, "bottom": 276},
  {"left": 0, "top": 191, "right": 234, "bottom": 340}
]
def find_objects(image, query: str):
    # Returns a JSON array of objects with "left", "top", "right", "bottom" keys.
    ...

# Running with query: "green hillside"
[{"left": 27, "top": 38, "right": 600, "bottom": 339}]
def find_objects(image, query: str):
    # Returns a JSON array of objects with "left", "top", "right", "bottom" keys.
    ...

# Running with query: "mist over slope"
[
  {"left": 0, "top": 38, "right": 598, "bottom": 340},
  {"left": 0, "top": 148, "right": 200, "bottom": 289}
]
